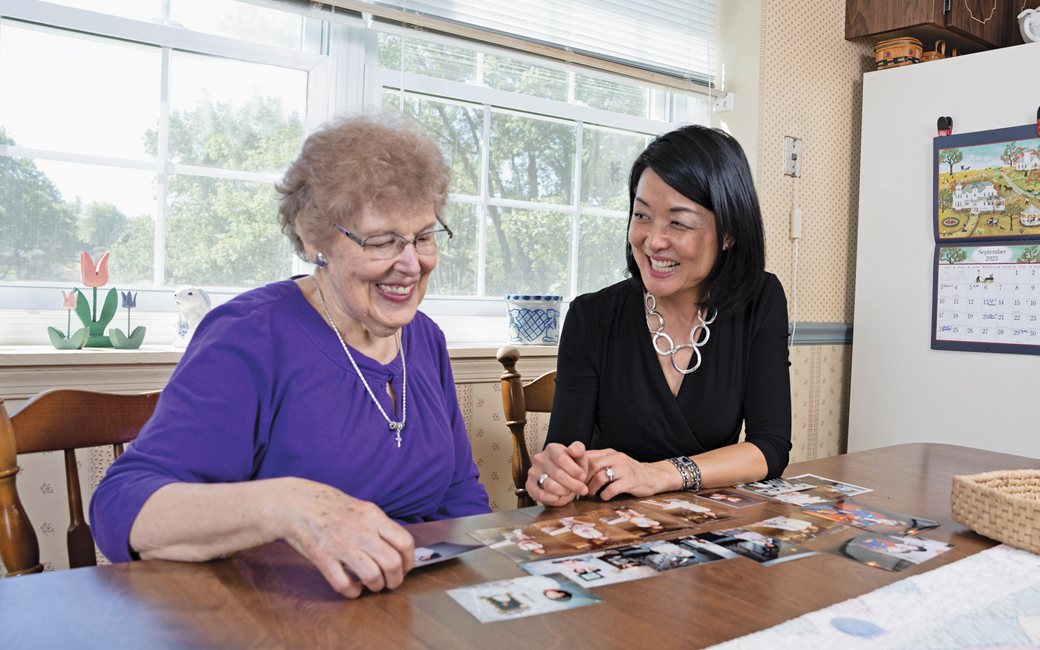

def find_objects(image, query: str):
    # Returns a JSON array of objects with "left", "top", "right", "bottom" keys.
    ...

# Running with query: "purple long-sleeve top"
[{"left": 89, "top": 279, "right": 490, "bottom": 562}]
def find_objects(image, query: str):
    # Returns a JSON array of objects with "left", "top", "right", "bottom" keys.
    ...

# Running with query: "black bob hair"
[{"left": 625, "top": 124, "right": 765, "bottom": 317}]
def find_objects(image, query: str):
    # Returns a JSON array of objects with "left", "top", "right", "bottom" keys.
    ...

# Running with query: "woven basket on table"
[{"left": 952, "top": 470, "right": 1040, "bottom": 554}]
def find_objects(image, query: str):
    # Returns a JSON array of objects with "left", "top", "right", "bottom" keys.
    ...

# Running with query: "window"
[{"left": 0, "top": 0, "right": 709, "bottom": 336}]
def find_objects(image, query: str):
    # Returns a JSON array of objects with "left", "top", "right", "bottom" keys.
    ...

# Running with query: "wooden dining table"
[{"left": 1, "top": 442, "right": 1037, "bottom": 649}]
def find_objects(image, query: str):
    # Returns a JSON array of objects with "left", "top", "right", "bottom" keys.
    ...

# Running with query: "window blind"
[{"left": 367, "top": 1, "right": 715, "bottom": 87}]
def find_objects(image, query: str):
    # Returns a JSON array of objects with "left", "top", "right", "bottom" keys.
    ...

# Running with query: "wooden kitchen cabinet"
[{"left": 846, "top": 0, "right": 1011, "bottom": 49}]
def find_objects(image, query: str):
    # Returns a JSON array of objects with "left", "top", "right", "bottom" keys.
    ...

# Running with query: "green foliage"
[
  {"left": 1019, "top": 245, "right": 1040, "bottom": 264},
  {"left": 109, "top": 216, "right": 155, "bottom": 284},
  {"left": 939, "top": 247, "right": 968, "bottom": 264},
  {"left": 1001, "top": 142, "right": 1024, "bottom": 167},
  {"left": 938, "top": 187, "right": 953, "bottom": 210},
  {"left": 0, "top": 127, "right": 80, "bottom": 281},
  {"left": 77, "top": 201, "right": 128, "bottom": 253},
  {"left": 139, "top": 96, "right": 300, "bottom": 287},
  {"left": 939, "top": 148, "right": 962, "bottom": 175}
]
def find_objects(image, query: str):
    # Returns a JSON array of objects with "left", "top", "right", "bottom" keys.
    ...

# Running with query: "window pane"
[
  {"left": 45, "top": 0, "right": 161, "bottom": 21},
  {"left": 164, "top": 176, "right": 290, "bottom": 287},
  {"left": 0, "top": 25, "right": 160, "bottom": 161},
  {"left": 427, "top": 202, "right": 478, "bottom": 296},
  {"left": 0, "top": 156, "right": 156, "bottom": 283},
  {"left": 575, "top": 73, "right": 648, "bottom": 118},
  {"left": 578, "top": 214, "right": 627, "bottom": 295},
  {"left": 169, "top": 52, "right": 306, "bottom": 173},
  {"left": 404, "top": 96, "right": 483, "bottom": 196},
  {"left": 382, "top": 89, "right": 401, "bottom": 113},
  {"left": 377, "top": 33, "right": 478, "bottom": 84},
  {"left": 484, "top": 207, "right": 571, "bottom": 296},
  {"left": 582, "top": 128, "right": 647, "bottom": 210},
  {"left": 483, "top": 55, "right": 568, "bottom": 102},
  {"left": 490, "top": 113, "right": 574, "bottom": 205},
  {"left": 170, "top": 0, "right": 305, "bottom": 51}
]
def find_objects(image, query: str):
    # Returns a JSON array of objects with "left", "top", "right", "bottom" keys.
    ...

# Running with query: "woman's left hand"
[{"left": 584, "top": 449, "right": 679, "bottom": 501}]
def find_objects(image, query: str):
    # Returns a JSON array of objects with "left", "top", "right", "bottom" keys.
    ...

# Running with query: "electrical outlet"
[{"left": 784, "top": 137, "right": 802, "bottom": 177}]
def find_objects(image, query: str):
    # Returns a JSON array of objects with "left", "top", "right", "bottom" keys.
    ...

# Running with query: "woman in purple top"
[{"left": 90, "top": 115, "right": 490, "bottom": 598}]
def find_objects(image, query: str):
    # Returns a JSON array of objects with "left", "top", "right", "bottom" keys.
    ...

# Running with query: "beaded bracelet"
[{"left": 669, "top": 456, "right": 702, "bottom": 492}]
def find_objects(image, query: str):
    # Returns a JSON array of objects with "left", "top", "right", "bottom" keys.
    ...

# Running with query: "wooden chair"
[
  {"left": 496, "top": 346, "right": 556, "bottom": 509},
  {"left": 0, "top": 390, "right": 160, "bottom": 577}
]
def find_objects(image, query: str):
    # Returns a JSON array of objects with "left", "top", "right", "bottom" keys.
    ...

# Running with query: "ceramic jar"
[{"left": 505, "top": 295, "right": 562, "bottom": 345}]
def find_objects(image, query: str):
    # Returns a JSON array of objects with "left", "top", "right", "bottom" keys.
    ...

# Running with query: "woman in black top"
[{"left": 527, "top": 125, "right": 791, "bottom": 507}]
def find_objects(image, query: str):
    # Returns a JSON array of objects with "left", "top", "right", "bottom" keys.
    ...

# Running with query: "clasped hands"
[{"left": 525, "top": 441, "right": 677, "bottom": 506}]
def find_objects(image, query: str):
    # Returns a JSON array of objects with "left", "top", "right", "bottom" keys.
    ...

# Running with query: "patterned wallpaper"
[{"left": 757, "top": 0, "right": 875, "bottom": 323}]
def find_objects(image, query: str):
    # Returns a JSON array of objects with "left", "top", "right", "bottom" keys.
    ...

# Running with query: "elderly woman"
[
  {"left": 526, "top": 125, "right": 790, "bottom": 507},
  {"left": 90, "top": 115, "right": 490, "bottom": 597}
]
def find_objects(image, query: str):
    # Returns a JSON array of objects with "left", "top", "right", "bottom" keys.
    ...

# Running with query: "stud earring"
[{"left": 314, "top": 252, "right": 327, "bottom": 268}]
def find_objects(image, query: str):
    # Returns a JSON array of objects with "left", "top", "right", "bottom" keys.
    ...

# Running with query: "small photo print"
[
  {"left": 821, "top": 533, "right": 953, "bottom": 573},
  {"left": 610, "top": 538, "right": 732, "bottom": 572},
  {"left": 589, "top": 505, "right": 692, "bottom": 539},
  {"left": 447, "top": 574, "right": 603, "bottom": 623},
  {"left": 734, "top": 477, "right": 816, "bottom": 497},
  {"left": 532, "top": 516, "right": 639, "bottom": 552},
  {"left": 521, "top": 550, "right": 659, "bottom": 586},
  {"left": 771, "top": 486, "right": 850, "bottom": 506},
  {"left": 789, "top": 474, "right": 872, "bottom": 497},
  {"left": 468, "top": 525, "right": 578, "bottom": 564},
  {"left": 414, "top": 542, "right": 482, "bottom": 567},
  {"left": 694, "top": 528, "right": 818, "bottom": 566},
  {"left": 696, "top": 489, "right": 769, "bottom": 509},
  {"left": 744, "top": 516, "right": 853, "bottom": 545},
  {"left": 801, "top": 500, "right": 940, "bottom": 536},
  {"left": 637, "top": 496, "right": 737, "bottom": 526}
]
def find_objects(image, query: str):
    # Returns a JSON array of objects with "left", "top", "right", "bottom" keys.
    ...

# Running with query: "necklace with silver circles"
[
  {"left": 313, "top": 274, "right": 406, "bottom": 447},
  {"left": 644, "top": 291, "right": 717, "bottom": 375}
]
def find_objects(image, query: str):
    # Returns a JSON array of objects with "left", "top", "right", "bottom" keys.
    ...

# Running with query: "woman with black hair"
[{"left": 527, "top": 125, "right": 791, "bottom": 507}]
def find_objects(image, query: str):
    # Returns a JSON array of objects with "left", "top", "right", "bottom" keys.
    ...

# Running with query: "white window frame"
[{"left": 0, "top": 0, "right": 709, "bottom": 341}]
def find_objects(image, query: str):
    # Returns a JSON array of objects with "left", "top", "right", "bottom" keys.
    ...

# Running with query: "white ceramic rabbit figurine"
[
  {"left": 1020, "top": 9, "right": 1040, "bottom": 44},
  {"left": 172, "top": 285, "right": 212, "bottom": 348}
]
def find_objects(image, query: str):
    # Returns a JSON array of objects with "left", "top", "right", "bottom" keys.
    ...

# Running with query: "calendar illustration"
[{"left": 932, "top": 244, "right": 1040, "bottom": 354}]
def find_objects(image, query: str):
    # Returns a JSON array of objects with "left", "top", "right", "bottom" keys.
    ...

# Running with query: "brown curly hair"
[{"left": 276, "top": 113, "right": 450, "bottom": 259}]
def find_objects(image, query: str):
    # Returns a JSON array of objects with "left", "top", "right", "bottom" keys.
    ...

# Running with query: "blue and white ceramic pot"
[{"left": 505, "top": 295, "right": 562, "bottom": 345}]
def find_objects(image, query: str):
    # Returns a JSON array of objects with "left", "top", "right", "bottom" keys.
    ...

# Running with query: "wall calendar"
[{"left": 932, "top": 123, "right": 1040, "bottom": 355}]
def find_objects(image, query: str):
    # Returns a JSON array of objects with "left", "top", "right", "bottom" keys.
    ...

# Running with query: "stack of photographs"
[{"left": 734, "top": 474, "right": 872, "bottom": 505}]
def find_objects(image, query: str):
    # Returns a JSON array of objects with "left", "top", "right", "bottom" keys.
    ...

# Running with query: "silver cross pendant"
[{"left": 389, "top": 421, "right": 403, "bottom": 447}]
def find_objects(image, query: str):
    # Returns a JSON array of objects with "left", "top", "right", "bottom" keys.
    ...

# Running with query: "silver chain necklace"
[
  {"left": 313, "top": 275, "right": 406, "bottom": 447},
  {"left": 645, "top": 291, "right": 717, "bottom": 375}
]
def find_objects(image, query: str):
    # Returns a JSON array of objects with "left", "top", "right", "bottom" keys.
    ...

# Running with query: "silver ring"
[
  {"left": 537, "top": 473, "right": 549, "bottom": 489},
  {"left": 605, "top": 467, "right": 615, "bottom": 483}
]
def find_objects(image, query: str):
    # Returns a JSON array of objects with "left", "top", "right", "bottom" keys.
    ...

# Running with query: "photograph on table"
[
  {"left": 733, "top": 477, "right": 817, "bottom": 497},
  {"left": 414, "top": 542, "right": 483, "bottom": 567},
  {"left": 468, "top": 525, "right": 579, "bottom": 564},
  {"left": 447, "top": 574, "right": 603, "bottom": 623},
  {"left": 801, "top": 501, "right": 940, "bottom": 535},
  {"left": 613, "top": 537, "right": 737, "bottom": 572},
  {"left": 821, "top": 532, "right": 953, "bottom": 572},
  {"left": 694, "top": 527, "right": 818, "bottom": 566},
  {"left": 788, "top": 474, "right": 873, "bottom": 497},
  {"left": 521, "top": 549, "right": 659, "bottom": 586},
  {"left": 532, "top": 515, "right": 640, "bottom": 552},
  {"left": 743, "top": 516, "right": 853, "bottom": 545},
  {"left": 695, "top": 489, "right": 769, "bottom": 509},
  {"left": 637, "top": 496, "right": 737, "bottom": 526},
  {"left": 589, "top": 504, "right": 692, "bottom": 539},
  {"left": 770, "top": 485, "right": 850, "bottom": 506}
]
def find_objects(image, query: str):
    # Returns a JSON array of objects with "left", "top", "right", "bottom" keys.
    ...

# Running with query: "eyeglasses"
[{"left": 335, "top": 220, "right": 454, "bottom": 260}]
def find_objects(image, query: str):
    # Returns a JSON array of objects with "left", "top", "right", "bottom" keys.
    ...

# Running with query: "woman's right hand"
[
  {"left": 526, "top": 441, "right": 590, "bottom": 506},
  {"left": 274, "top": 477, "right": 415, "bottom": 598}
]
